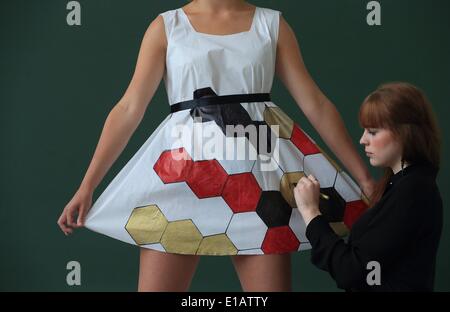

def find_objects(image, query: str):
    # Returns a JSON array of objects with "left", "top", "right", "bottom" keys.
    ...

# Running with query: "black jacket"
[{"left": 305, "top": 163, "right": 443, "bottom": 291}]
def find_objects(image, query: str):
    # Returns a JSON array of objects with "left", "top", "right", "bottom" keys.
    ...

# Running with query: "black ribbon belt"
[{"left": 170, "top": 87, "right": 271, "bottom": 113}]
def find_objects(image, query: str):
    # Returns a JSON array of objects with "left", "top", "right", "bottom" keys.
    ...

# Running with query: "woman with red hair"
[{"left": 295, "top": 82, "right": 443, "bottom": 291}]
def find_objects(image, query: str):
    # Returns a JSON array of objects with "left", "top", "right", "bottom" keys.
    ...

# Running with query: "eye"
[{"left": 367, "top": 129, "right": 378, "bottom": 136}]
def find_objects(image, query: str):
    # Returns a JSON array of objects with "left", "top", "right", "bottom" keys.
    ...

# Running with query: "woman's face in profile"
[{"left": 359, "top": 128, "right": 402, "bottom": 168}]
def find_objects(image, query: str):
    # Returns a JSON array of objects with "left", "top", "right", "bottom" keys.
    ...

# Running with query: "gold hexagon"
[
  {"left": 280, "top": 171, "right": 305, "bottom": 207},
  {"left": 329, "top": 222, "right": 349, "bottom": 237},
  {"left": 125, "top": 204, "right": 168, "bottom": 245},
  {"left": 263, "top": 107, "right": 294, "bottom": 139},
  {"left": 197, "top": 234, "right": 238, "bottom": 255},
  {"left": 160, "top": 220, "right": 203, "bottom": 254}
]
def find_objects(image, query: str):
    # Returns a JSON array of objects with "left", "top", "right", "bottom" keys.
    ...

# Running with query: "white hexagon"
[
  {"left": 150, "top": 182, "right": 233, "bottom": 237},
  {"left": 334, "top": 171, "right": 362, "bottom": 202},
  {"left": 240, "top": 102, "right": 266, "bottom": 121},
  {"left": 226, "top": 212, "right": 268, "bottom": 250},
  {"left": 218, "top": 136, "right": 257, "bottom": 174},
  {"left": 237, "top": 248, "right": 264, "bottom": 255},
  {"left": 190, "top": 196, "right": 234, "bottom": 236},
  {"left": 273, "top": 138, "right": 305, "bottom": 173},
  {"left": 289, "top": 208, "right": 308, "bottom": 243},
  {"left": 251, "top": 154, "right": 283, "bottom": 191},
  {"left": 298, "top": 242, "right": 312, "bottom": 251},
  {"left": 141, "top": 243, "right": 166, "bottom": 252},
  {"left": 190, "top": 120, "right": 256, "bottom": 174},
  {"left": 303, "top": 153, "right": 337, "bottom": 188}
]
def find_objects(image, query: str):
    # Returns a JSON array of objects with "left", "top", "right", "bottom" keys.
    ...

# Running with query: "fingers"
[
  {"left": 76, "top": 207, "right": 86, "bottom": 228},
  {"left": 298, "top": 175, "right": 319, "bottom": 185},
  {"left": 57, "top": 210, "right": 73, "bottom": 235},
  {"left": 66, "top": 206, "right": 75, "bottom": 227},
  {"left": 294, "top": 175, "right": 320, "bottom": 195}
]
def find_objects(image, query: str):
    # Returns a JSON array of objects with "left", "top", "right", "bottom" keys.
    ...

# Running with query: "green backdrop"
[{"left": 1, "top": 0, "right": 449, "bottom": 291}]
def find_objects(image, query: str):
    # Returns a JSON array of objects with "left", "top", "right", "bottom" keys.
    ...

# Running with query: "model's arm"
[
  {"left": 57, "top": 15, "right": 167, "bottom": 234},
  {"left": 275, "top": 16, "right": 375, "bottom": 196}
]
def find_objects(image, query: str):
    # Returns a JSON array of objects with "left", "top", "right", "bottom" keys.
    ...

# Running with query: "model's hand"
[
  {"left": 293, "top": 175, "right": 321, "bottom": 226},
  {"left": 57, "top": 187, "right": 93, "bottom": 235}
]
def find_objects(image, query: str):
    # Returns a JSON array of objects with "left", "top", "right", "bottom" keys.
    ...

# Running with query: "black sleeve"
[{"left": 305, "top": 183, "right": 425, "bottom": 290}]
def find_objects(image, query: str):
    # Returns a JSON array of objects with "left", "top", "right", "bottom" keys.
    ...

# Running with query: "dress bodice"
[{"left": 159, "top": 7, "right": 282, "bottom": 105}]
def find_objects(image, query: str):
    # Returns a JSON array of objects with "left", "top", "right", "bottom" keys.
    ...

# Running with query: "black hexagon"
[
  {"left": 256, "top": 191, "right": 292, "bottom": 228},
  {"left": 318, "top": 187, "right": 346, "bottom": 222}
]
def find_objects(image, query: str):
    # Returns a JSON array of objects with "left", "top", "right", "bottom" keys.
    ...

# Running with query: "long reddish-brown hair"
[{"left": 358, "top": 82, "right": 441, "bottom": 206}]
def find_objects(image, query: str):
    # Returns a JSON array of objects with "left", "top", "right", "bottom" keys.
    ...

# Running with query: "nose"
[{"left": 359, "top": 130, "right": 368, "bottom": 146}]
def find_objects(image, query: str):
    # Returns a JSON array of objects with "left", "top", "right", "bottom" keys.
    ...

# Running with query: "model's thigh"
[
  {"left": 231, "top": 253, "right": 292, "bottom": 292},
  {"left": 138, "top": 248, "right": 200, "bottom": 292}
]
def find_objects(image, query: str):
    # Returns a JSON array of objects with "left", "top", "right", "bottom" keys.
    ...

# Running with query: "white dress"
[{"left": 84, "top": 6, "right": 368, "bottom": 256}]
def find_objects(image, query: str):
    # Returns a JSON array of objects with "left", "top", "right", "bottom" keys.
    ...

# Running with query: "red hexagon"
[
  {"left": 185, "top": 159, "right": 228, "bottom": 198},
  {"left": 222, "top": 172, "right": 262, "bottom": 213},
  {"left": 343, "top": 200, "right": 368, "bottom": 229},
  {"left": 261, "top": 226, "right": 300, "bottom": 254},
  {"left": 290, "top": 124, "right": 320, "bottom": 155},
  {"left": 153, "top": 147, "right": 193, "bottom": 183}
]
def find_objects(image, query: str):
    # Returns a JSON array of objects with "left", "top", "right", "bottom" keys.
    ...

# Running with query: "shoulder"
[
  {"left": 142, "top": 10, "right": 178, "bottom": 48},
  {"left": 396, "top": 165, "right": 439, "bottom": 195},
  {"left": 257, "top": 7, "right": 287, "bottom": 44},
  {"left": 155, "top": 9, "right": 178, "bottom": 31},
  {"left": 158, "top": 8, "right": 178, "bottom": 20},
  {"left": 391, "top": 165, "right": 442, "bottom": 217},
  {"left": 257, "top": 7, "right": 294, "bottom": 44},
  {"left": 257, "top": 7, "right": 282, "bottom": 18},
  {"left": 257, "top": 6, "right": 283, "bottom": 27}
]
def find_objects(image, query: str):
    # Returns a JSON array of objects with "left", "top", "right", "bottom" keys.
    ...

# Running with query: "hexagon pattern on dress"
[
  {"left": 251, "top": 154, "right": 284, "bottom": 191},
  {"left": 263, "top": 106, "right": 294, "bottom": 139},
  {"left": 256, "top": 191, "right": 293, "bottom": 228},
  {"left": 262, "top": 226, "right": 300, "bottom": 254},
  {"left": 222, "top": 172, "right": 262, "bottom": 213},
  {"left": 273, "top": 138, "right": 305, "bottom": 173},
  {"left": 226, "top": 212, "right": 268, "bottom": 250},
  {"left": 289, "top": 207, "right": 308, "bottom": 243},
  {"left": 197, "top": 234, "right": 238, "bottom": 255},
  {"left": 290, "top": 124, "right": 321, "bottom": 155},
  {"left": 153, "top": 147, "right": 193, "bottom": 183},
  {"left": 125, "top": 204, "right": 168, "bottom": 245},
  {"left": 160, "top": 219, "right": 203, "bottom": 254},
  {"left": 304, "top": 153, "right": 338, "bottom": 188},
  {"left": 123, "top": 113, "right": 369, "bottom": 255},
  {"left": 334, "top": 171, "right": 362, "bottom": 202},
  {"left": 85, "top": 6, "right": 370, "bottom": 256},
  {"left": 186, "top": 159, "right": 228, "bottom": 198}
]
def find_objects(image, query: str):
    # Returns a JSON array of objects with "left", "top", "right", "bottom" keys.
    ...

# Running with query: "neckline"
[
  {"left": 179, "top": 6, "right": 258, "bottom": 37},
  {"left": 389, "top": 162, "right": 437, "bottom": 185}
]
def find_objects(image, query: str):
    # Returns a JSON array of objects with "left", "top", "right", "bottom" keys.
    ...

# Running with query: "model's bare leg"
[
  {"left": 138, "top": 248, "right": 200, "bottom": 292},
  {"left": 231, "top": 254, "right": 292, "bottom": 292}
]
